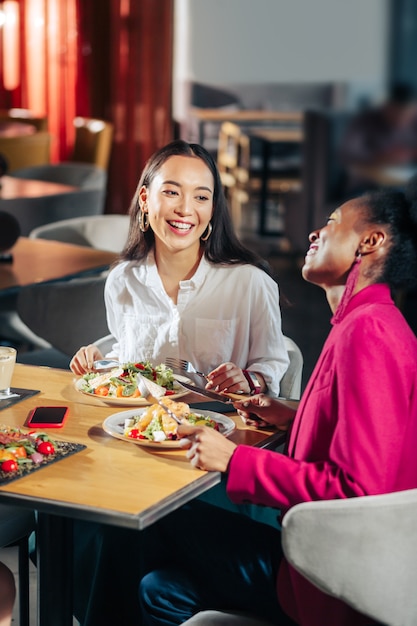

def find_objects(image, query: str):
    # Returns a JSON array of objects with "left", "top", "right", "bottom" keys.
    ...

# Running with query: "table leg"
[
  {"left": 37, "top": 512, "right": 73, "bottom": 626},
  {"left": 258, "top": 139, "right": 271, "bottom": 235}
]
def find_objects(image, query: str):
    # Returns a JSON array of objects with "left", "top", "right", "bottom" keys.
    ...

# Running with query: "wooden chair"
[
  {"left": 0, "top": 132, "right": 51, "bottom": 173},
  {"left": 71, "top": 117, "right": 114, "bottom": 170},
  {"left": 217, "top": 122, "right": 251, "bottom": 230}
]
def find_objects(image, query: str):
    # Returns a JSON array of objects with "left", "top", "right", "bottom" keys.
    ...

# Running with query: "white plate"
[
  {"left": 102, "top": 408, "right": 236, "bottom": 449},
  {"left": 75, "top": 374, "right": 191, "bottom": 406}
]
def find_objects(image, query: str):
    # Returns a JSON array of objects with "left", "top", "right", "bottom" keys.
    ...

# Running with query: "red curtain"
[
  {"left": 0, "top": 0, "right": 174, "bottom": 213},
  {"left": 104, "top": 0, "right": 174, "bottom": 213}
]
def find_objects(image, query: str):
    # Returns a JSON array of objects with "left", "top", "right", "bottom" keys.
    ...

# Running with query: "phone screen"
[{"left": 27, "top": 406, "right": 69, "bottom": 427}]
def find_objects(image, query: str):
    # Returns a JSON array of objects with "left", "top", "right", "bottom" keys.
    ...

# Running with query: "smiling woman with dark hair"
[
  {"left": 70, "top": 139, "right": 288, "bottom": 398},
  {"left": 70, "top": 140, "right": 290, "bottom": 626},
  {"left": 139, "top": 176, "right": 417, "bottom": 626}
]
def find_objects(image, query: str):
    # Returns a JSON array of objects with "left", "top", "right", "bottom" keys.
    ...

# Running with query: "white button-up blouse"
[{"left": 104, "top": 253, "right": 289, "bottom": 396}]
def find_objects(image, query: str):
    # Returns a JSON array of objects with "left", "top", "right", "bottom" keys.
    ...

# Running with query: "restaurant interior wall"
[{"left": 173, "top": 0, "right": 390, "bottom": 129}]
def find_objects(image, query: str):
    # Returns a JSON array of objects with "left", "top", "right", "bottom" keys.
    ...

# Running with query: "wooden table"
[
  {"left": 0, "top": 175, "right": 77, "bottom": 199},
  {"left": 0, "top": 364, "right": 283, "bottom": 625},
  {"left": 0, "top": 237, "right": 118, "bottom": 295},
  {"left": 0, "top": 122, "right": 36, "bottom": 137}
]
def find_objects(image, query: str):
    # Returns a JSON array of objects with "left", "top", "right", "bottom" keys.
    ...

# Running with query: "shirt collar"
[
  {"left": 331, "top": 283, "right": 393, "bottom": 325},
  {"left": 143, "top": 251, "right": 211, "bottom": 289}
]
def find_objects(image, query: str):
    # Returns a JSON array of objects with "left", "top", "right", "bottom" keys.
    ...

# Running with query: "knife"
[
  {"left": 175, "top": 379, "right": 249, "bottom": 404},
  {"left": 176, "top": 379, "right": 300, "bottom": 414}
]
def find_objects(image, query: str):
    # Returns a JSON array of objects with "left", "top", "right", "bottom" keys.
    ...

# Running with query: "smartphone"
[{"left": 26, "top": 406, "right": 69, "bottom": 428}]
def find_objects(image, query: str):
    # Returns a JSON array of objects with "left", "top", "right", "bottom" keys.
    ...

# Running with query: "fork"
[
  {"left": 164, "top": 357, "right": 207, "bottom": 378},
  {"left": 136, "top": 373, "right": 182, "bottom": 424}
]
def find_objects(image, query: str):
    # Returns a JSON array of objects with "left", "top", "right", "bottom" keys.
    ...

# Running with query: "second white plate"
[{"left": 102, "top": 408, "right": 236, "bottom": 449}]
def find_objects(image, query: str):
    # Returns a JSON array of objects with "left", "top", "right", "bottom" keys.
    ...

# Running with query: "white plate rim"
[
  {"left": 102, "top": 407, "right": 236, "bottom": 449},
  {"left": 75, "top": 373, "right": 192, "bottom": 406}
]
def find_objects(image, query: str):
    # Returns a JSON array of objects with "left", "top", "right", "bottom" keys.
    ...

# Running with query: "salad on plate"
[
  {"left": 123, "top": 398, "right": 219, "bottom": 442},
  {"left": 79, "top": 361, "right": 178, "bottom": 400}
]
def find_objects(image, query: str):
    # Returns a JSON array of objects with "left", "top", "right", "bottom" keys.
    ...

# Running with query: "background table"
[
  {"left": 0, "top": 175, "right": 77, "bottom": 199},
  {"left": 0, "top": 237, "right": 117, "bottom": 295},
  {"left": 0, "top": 122, "right": 36, "bottom": 137}
]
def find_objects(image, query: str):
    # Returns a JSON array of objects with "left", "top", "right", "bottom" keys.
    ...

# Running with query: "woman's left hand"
[
  {"left": 178, "top": 423, "right": 237, "bottom": 472},
  {"left": 205, "top": 362, "right": 252, "bottom": 394}
]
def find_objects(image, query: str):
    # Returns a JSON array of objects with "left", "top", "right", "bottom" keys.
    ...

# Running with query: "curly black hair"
[{"left": 359, "top": 174, "right": 417, "bottom": 290}]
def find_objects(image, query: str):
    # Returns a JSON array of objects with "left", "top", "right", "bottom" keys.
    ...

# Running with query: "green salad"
[{"left": 81, "top": 361, "right": 176, "bottom": 399}]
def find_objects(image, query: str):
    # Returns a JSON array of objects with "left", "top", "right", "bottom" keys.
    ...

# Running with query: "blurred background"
[{"left": 0, "top": 0, "right": 415, "bottom": 219}]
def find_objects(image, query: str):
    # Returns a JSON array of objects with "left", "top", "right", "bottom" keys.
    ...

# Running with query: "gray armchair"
[
  {"left": 4, "top": 163, "right": 109, "bottom": 236},
  {"left": 281, "top": 489, "right": 417, "bottom": 625},
  {"left": 182, "top": 489, "right": 417, "bottom": 626},
  {"left": 9, "top": 162, "right": 106, "bottom": 190},
  {"left": 280, "top": 336, "right": 303, "bottom": 400},
  {"left": 29, "top": 214, "right": 130, "bottom": 252},
  {"left": 16, "top": 273, "right": 109, "bottom": 368}
]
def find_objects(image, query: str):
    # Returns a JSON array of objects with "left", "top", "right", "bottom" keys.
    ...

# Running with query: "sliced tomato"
[
  {"left": 164, "top": 390, "right": 176, "bottom": 396},
  {"left": 127, "top": 429, "right": 140, "bottom": 439},
  {"left": 95, "top": 385, "right": 110, "bottom": 396}
]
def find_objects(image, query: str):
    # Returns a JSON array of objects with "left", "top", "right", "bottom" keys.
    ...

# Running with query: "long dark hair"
[
  {"left": 360, "top": 174, "right": 417, "bottom": 289},
  {"left": 121, "top": 140, "right": 271, "bottom": 274}
]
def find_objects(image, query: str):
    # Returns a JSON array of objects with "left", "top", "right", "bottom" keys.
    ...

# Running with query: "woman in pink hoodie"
[{"left": 139, "top": 177, "right": 417, "bottom": 626}]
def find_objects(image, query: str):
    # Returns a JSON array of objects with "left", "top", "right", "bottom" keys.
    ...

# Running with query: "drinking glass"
[{"left": 0, "top": 347, "right": 17, "bottom": 397}]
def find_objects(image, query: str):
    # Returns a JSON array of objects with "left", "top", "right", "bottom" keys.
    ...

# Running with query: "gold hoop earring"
[
  {"left": 139, "top": 209, "right": 150, "bottom": 232},
  {"left": 200, "top": 222, "right": 212, "bottom": 242}
]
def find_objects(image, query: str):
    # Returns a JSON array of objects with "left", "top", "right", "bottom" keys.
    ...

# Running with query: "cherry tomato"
[
  {"left": 1, "top": 459, "right": 18, "bottom": 472},
  {"left": 135, "top": 363, "right": 145, "bottom": 370},
  {"left": 36, "top": 441, "right": 55, "bottom": 455},
  {"left": 94, "top": 385, "right": 109, "bottom": 396}
]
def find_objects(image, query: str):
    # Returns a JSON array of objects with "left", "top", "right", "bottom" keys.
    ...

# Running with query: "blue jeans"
[{"left": 139, "top": 501, "right": 296, "bottom": 626}]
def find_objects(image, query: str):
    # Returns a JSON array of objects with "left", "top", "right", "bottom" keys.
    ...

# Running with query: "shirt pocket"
[{"left": 194, "top": 318, "right": 238, "bottom": 369}]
